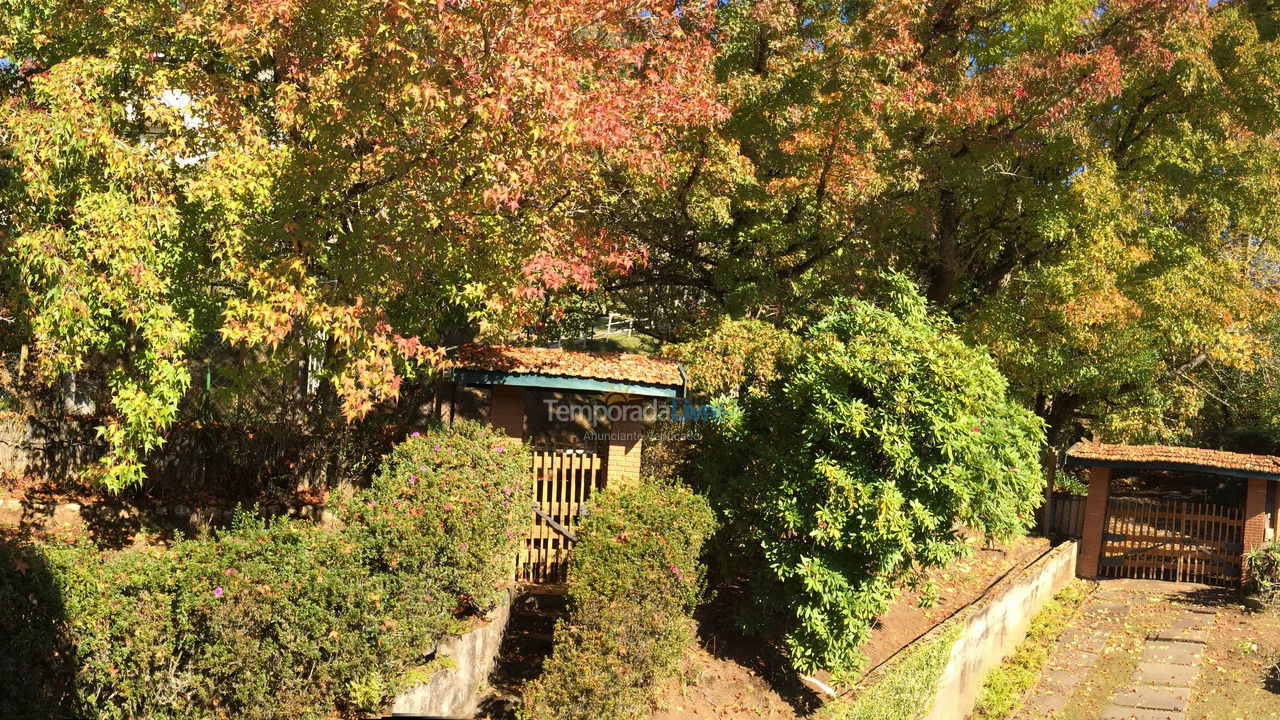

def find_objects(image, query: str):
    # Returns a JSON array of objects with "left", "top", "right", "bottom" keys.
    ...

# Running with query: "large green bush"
[
  {"left": 520, "top": 479, "right": 715, "bottom": 720},
  {"left": 0, "top": 420, "right": 526, "bottom": 719},
  {"left": 695, "top": 278, "right": 1046, "bottom": 682}
]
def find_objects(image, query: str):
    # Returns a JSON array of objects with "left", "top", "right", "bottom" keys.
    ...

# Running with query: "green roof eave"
[{"left": 452, "top": 369, "right": 683, "bottom": 398}]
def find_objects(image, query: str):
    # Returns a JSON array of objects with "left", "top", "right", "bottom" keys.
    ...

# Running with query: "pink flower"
[
  {"left": 494, "top": 445, "right": 504, "bottom": 453},
  {"left": 433, "top": 445, "right": 440, "bottom": 451},
  {"left": 213, "top": 586, "right": 224, "bottom": 598},
  {"left": 460, "top": 543, "right": 468, "bottom": 552},
  {"left": 408, "top": 474, "right": 417, "bottom": 485},
  {"left": 224, "top": 568, "right": 234, "bottom": 576},
  {"left": 368, "top": 500, "right": 376, "bottom": 508},
  {"left": 411, "top": 431, "right": 420, "bottom": 438}
]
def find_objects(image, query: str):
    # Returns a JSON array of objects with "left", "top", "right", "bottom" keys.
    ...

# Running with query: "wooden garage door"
[{"left": 1100, "top": 498, "right": 1243, "bottom": 586}]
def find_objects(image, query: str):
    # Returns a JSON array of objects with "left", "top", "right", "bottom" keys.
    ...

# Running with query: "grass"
[
  {"left": 819, "top": 622, "right": 963, "bottom": 720},
  {"left": 969, "top": 580, "right": 1090, "bottom": 720}
]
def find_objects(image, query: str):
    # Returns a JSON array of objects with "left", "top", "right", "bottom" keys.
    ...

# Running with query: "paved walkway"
[{"left": 1012, "top": 580, "right": 1223, "bottom": 720}]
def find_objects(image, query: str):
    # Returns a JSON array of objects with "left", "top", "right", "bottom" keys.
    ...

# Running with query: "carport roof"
[{"left": 1065, "top": 440, "right": 1280, "bottom": 481}]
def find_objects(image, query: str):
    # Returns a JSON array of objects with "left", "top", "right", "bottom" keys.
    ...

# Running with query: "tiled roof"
[
  {"left": 1066, "top": 441, "right": 1280, "bottom": 478},
  {"left": 452, "top": 344, "right": 683, "bottom": 387}
]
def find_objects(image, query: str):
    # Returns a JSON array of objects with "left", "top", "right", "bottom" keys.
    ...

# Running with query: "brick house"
[{"left": 1066, "top": 441, "right": 1280, "bottom": 586}]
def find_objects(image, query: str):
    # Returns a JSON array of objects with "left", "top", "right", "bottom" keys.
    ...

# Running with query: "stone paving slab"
[
  {"left": 1167, "top": 611, "right": 1211, "bottom": 629},
  {"left": 1100, "top": 705, "right": 1185, "bottom": 720},
  {"left": 1133, "top": 661, "right": 1199, "bottom": 687},
  {"left": 1086, "top": 601, "right": 1132, "bottom": 620},
  {"left": 1140, "top": 640, "right": 1204, "bottom": 666},
  {"left": 1112, "top": 684, "right": 1192, "bottom": 712},
  {"left": 1040, "top": 667, "right": 1082, "bottom": 693},
  {"left": 1058, "top": 627, "right": 1109, "bottom": 653},
  {"left": 1148, "top": 627, "right": 1209, "bottom": 643}
]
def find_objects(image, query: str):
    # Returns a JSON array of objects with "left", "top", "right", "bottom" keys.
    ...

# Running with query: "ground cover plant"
[
  {"left": 0, "top": 420, "right": 525, "bottom": 719},
  {"left": 519, "top": 479, "right": 715, "bottom": 720},
  {"left": 970, "top": 581, "right": 1091, "bottom": 719}
]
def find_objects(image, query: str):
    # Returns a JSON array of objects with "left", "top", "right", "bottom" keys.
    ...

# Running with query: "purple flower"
[
  {"left": 213, "top": 586, "right": 224, "bottom": 598},
  {"left": 494, "top": 445, "right": 504, "bottom": 453},
  {"left": 368, "top": 500, "right": 376, "bottom": 508},
  {"left": 433, "top": 445, "right": 440, "bottom": 451},
  {"left": 411, "top": 431, "right": 420, "bottom": 438},
  {"left": 408, "top": 474, "right": 417, "bottom": 485}
]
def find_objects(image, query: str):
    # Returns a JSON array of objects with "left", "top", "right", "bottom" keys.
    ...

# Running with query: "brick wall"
[
  {"left": 1244, "top": 477, "right": 1269, "bottom": 553},
  {"left": 1077, "top": 466, "right": 1112, "bottom": 580},
  {"left": 605, "top": 417, "right": 643, "bottom": 486}
]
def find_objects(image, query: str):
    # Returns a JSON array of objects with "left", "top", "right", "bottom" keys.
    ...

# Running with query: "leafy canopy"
[{"left": 0, "top": 0, "right": 722, "bottom": 487}]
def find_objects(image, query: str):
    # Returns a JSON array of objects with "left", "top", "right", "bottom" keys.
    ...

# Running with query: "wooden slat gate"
[
  {"left": 1100, "top": 498, "right": 1244, "bottom": 586},
  {"left": 519, "top": 445, "right": 605, "bottom": 584}
]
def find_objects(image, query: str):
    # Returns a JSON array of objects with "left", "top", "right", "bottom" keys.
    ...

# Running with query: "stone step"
[
  {"left": 1112, "top": 684, "right": 1192, "bottom": 712},
  {"left": 1140, "top": 641, "right": 1204, "bottom": 666},
  {"left": 1133, "top": 662, "right": 1199, "bottom": 687},
  {"left": 1100, "top": 705, "right": 1184, "bottom": 720},
  {"left": 1147, "top": 627, "right": 1209, "bottom": 644}
]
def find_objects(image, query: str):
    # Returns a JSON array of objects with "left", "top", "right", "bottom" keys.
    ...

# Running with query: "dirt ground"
[
  {"left": 648, "top": 534, "right": 1051, "bottom": 720},
  {"left": 1187, "top": 604, "right": 1280, "bottom": 719}
]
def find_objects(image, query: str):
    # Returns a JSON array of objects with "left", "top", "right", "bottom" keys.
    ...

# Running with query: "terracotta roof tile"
[
  {"left": 452, "top": 344, "right": 683, "bottom": 387},
  {"left": 1066, "top": 440, "right": 1280, "bottom": 477}
]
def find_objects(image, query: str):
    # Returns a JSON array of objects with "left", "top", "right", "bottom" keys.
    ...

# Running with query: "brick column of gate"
[
  {"left": 1078, "top": 466, "right": 1112, "bottom": 580},
  {"left": 1243, "top": 477, "right": 1269, "bottom": 584}
]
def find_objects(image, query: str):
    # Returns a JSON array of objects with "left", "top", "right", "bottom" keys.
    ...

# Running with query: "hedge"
[
  {"left": 519, "top": 479, "right": 716, "bottom": 720},
  {"left": 0, "top": 420, "right": 526, "bottom": 720}
]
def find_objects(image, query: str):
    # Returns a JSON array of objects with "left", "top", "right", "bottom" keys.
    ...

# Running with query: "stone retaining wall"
[
  {"left": 919, "top": 540, "right": 1079, "bottom": 720},
  {"left": 390, "top": 592, "right": 513, "bottom": 719}
]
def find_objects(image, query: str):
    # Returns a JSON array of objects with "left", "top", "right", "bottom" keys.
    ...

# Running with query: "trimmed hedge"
[
  {"left": 520, "top": 479, "right": 715, "bottom": 720},
  {"left": 0, "top": 420, "right": 526, "bottom": 720}
]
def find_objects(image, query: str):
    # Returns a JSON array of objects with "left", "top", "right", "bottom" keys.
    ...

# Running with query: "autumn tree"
[
  {"left": 595, "top": 0, "right": 1280, "bottom": 446},
  {"left": 0, "top": 0, "right": 722, "bottom": 487}
]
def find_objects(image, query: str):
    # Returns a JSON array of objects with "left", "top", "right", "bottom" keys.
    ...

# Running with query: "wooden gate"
[
  {"left": 1100, "top": 498, "right": 1244, "bottom": 586},
  {"left": 519, "top": 445, "right": 605, "bottom": 584}
]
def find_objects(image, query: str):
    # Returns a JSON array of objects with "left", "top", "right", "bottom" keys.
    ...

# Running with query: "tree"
[
  {"left": 693, "top": 278, "right": 1045, "bottom": 681},
  {"left": 0, "top": 0, "right": 723, "bottom": 487},
  {"left": 595, "top": 0, "right": 1280, "bottom": 446}
]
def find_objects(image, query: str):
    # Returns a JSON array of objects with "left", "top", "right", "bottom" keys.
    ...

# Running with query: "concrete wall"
[
  {"left": 921, "top": 540, "right": 1079, "bottom": 720},
  {"left": 390, "top": 592, "right": 512, "bottom": 719}
]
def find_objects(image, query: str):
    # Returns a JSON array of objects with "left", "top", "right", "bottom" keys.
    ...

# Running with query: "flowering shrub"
[
  {"left": 0, "top": 421, "right": 526, "bottom": 718},
  {"left": 520, "top": 479, "right": 715, "bottom": 720},
  {"left": 341, "top": 420, "right": 529, "bottom": 614}
]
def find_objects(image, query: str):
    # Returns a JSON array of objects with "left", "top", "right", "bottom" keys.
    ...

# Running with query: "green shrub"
[
  {"left": 341, "top": 419, "right": 529, "bottom": 613},
  {"left": 695, "top": 278, "right": 1046, "bottom": 682},
  {"left": 0, "top": 420, "right": 526, "bottom": 719},
  {"left": 1245, "top": 541, "right": 1280, "bottom": 606},
  {"left": 520, "top": 479, "right": 715, "bottom": 720}
]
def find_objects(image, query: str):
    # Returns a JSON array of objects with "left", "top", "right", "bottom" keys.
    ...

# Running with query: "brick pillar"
[
  {"left": 1077, "top": 466, "right": 1112, "bottom": 580},
  {"left": 489, "top": 386, "right": 525, "bottom": 440},
  {"left": 605, "top": 418, "right": 643, "bottom": 486},
  {"left": 1243, "top": 478, "right": 1269, "bottom": 584}
]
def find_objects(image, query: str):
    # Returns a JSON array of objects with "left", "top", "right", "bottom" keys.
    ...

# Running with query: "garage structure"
[
  {"left": 1068, "top": 441, "right": 1280, "bottom": 586},
  {"left": 449, "top": 343, "right": 686, "bottom": 583}
]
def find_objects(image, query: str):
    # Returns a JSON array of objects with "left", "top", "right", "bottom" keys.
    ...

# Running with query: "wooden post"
[{"left": 1077, "top": 466, "right": 1112, "bottom": 580}]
